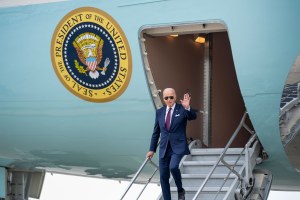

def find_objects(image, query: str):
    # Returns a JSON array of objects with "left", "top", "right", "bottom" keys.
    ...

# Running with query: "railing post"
[
  {"left": 120, "top": 141, "right": 161, "bottom": 200},
  {"left": 245, "top": 134, "right": 256, "bottom": 188},
  {"left": 120, "top": 158, "right": 151, "bottom": 200},
  {"left": 136, "top": 167, "right": 158, "bottom": 200}
]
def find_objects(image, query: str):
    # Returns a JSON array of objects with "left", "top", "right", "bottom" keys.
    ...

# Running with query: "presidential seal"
[{"left": 51, "top": 7, "right": 132, "bottom": 102}]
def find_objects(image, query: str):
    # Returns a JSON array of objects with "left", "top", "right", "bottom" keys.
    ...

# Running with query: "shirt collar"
[{"left": 167, "top": 103, "right": 176, "bottom": 111}]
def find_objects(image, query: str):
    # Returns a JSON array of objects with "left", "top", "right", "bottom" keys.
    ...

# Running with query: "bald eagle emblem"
[{"left": 73, "top": 32, "right": 110, "bottom": 79}]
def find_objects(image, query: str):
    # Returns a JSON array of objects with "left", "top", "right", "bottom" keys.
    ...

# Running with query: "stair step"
[
  {"left": 182, "top": 161, "right": 243, "bottom": 174},
  {"left": 188, "top": 155, "right": 245, "bottom": 162},
  {"left": 171, "top": 173, "right": 236, "bottom": 187},
  {"left": 189, "top": 149, "right": 245, "bottom": 162},
  {"left": 181, "top": 173, "right": 236, "bottom": 179},
  {"left": 177, "top": 179, "right": 234, "bottom": 188},
  {"left": 190, "top": 148, "right": 244, "bottom": 155},
  {"left": 171, "top": 186, "right": 230, "bottom": 192},
  {"left": 169, "top": 186, "right": 228, "bottom": 200},
  {"left": 183, "top": 160, "right": 244, "bottom": 166}
]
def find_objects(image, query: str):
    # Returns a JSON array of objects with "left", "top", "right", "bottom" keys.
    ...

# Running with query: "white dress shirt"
[{"left": 165, "top": 103, "right": 176, "bottom": 124}]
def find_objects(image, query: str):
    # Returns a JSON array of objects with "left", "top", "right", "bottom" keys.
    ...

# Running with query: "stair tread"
[
  {"left": 170, "top": 186, "right": 230, "bottom": 192},
  {"left": 183, "top": 160, "right": 244, "bottom": 165},
  {"left": 190, "top": 153, "right": 245, "bottom": 157},
  {"left": 191, "top": 148, "right": 245, "bottom": 155},
  {"left": 181, "top": 173, "right": 236, "bottom": 179}
]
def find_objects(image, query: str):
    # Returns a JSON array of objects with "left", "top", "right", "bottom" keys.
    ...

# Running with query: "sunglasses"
[{"left": 164, "top": 96, "right": 174, "bottom": 100}]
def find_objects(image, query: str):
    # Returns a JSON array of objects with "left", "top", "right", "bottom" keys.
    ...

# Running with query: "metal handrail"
[
  {"left": 120, "top": 153, "right": 159, "bottom": 200},
  {"left": 192, "top": 111, "right": 256, "bottom": 200},
  {"left": 214, "top": 133, "right": 257, "bottom": 200},
  {"left": 120, "top": 139, "right": 199, "bottom": 200}
]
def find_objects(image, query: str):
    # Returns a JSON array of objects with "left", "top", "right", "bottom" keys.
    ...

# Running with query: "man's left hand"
[{"left": 180, "top": 93, "right": 191, "bottom": 110}]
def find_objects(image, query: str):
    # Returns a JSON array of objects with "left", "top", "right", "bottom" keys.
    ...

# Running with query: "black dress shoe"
[{"left": 178, "top": 188, "right": 185, "bottom": 200}]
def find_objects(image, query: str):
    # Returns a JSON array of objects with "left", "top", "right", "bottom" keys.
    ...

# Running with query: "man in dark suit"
[{"left": 146, "top": 88, "right": 197, "bottom": 200}]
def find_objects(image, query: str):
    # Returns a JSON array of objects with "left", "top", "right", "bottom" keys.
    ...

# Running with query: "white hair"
[{"left": 163, "top": 88, "right": 176, "bottom": 96}]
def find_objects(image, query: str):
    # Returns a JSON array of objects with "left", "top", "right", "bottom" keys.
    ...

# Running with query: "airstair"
[
  {"left": 120, "top": 112, "right": 272, "bottom": 200},
  {"left": 164, "top": 137, "right": 269, "bottom": 200}
]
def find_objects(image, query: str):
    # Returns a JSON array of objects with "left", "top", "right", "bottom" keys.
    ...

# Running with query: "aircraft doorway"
[{"left": 140, "top": 22, "right": 252, "bottom": 148}]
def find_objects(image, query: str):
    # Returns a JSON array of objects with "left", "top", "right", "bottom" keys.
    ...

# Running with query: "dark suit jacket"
[{"left": 149, "top": 103, "right": 197, "bottom": 158}]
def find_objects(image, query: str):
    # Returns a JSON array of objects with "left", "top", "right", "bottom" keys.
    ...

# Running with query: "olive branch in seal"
[{"left": 74, "top": 60, "right": 87, "bottom": 76}]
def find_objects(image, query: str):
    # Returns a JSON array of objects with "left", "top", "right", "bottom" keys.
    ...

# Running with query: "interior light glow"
[{"left": 195, "top": 36, "right": 205, "bottom": 44}]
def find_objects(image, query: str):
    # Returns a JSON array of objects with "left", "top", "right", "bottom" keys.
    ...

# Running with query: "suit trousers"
[{"left": 159, "top": 143, "right": 184, "bottom": 200}]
